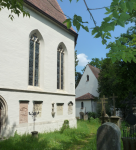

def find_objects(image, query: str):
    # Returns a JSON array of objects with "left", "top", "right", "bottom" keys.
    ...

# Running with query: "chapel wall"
[
  {"left": 0, "top": 90, "right": 76, "bottom": 136},
  {"left": 0, "top": 7, "right": 75, "bottom": 95},
  {"left": 75, "top": 65, "right": 99, "bottom": 98}
]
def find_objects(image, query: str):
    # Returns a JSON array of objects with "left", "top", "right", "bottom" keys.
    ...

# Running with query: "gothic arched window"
[
  {"left": 57, "top": 45, "right": 64, "bottom": 89},
  {"left": 29, "top": 33, "right": 40, "bottom": 86}
]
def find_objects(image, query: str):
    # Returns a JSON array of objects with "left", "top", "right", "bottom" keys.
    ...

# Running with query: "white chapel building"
[
  {"left": 0, "top": 0, "right": 78, "bottom": 137},
  {"left": 75, "top": 65, "right": 100, "bottom": 119}
]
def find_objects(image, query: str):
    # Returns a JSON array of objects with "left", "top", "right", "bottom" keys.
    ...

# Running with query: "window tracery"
[
  {"left": 29, "top": 33, "right": 40, "bottom": 86},
  {"left": 57, "top": 45, "right": 64, "bottom": 89}
]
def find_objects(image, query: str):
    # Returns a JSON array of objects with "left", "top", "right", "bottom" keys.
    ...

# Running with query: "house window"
[
  {"left": 87, "top": 75, "right": 89, "bottom": 81},
  {"left": 81, "top": 102, "right": 84, "bottom": 108},
  {"left": 28, "top": 33, "right": 40, "bottom": 86},
  {"left": 57, "top": 45, "right": 64, "bottom": 89}
]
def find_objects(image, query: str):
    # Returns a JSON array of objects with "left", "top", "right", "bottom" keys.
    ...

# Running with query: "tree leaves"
[
  {"left": 117, "top": 19, "right": 125, "bottom": 27},
  {"left": 63, "top": 19, "right": 72, "bottom": 29},
  {"left": 120, "top": 13, "right": 130, "bottom": 21},
  {"left": 63, "top": 14, "right": 89, "bottom": 32},
  {"left": 113, "top": 10, "right": 119, "bottom": 19},
  {"left": 0, "top": 0, "right": 30, "bottom": 20},
  {"left": 126, "top": 1, "right": 133, "bottom": 13},
  {"left": 62, "top": 0, "right": 136, "bottom": 64}
]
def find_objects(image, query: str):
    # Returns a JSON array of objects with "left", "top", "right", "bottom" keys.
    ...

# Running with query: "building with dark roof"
[
  {"left": 75, "top": 64, "right": 100, "bottom": 118},
  {"left": 0, "top": 0, "right": 78, "bottom": 137}
]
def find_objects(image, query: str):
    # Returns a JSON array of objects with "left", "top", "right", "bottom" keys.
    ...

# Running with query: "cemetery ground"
[{"left": 0, "top": 118, "right": 125, "bottom": 150}]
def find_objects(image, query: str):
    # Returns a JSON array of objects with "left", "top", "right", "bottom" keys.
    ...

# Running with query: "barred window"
[
  {"left": 29, "top": 33, "right": 40, "bottom": 86},
  {"left": 57, "top": 45, "right": 64, "bottom": 89}
]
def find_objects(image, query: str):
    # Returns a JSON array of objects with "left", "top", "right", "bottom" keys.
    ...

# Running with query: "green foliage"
[
  {"left": 0, "top": 0, "right": 30, "bottom": 20},
  {"left": 0, "top": 120, "right": 101, "bottom": 150},
  {"left": 63, "top": 14, "right": 89, "bottom": 32},
  {"left": 62, "top": 0, "right": 136, "bottom": 64},
  {"left": 75, "top": 50, "right": 81, "bottom": 88},
  {"left": 97, "top": 56, "right": 136, "bottom": 108},
  {"left": 96, "top": 96, "right": 112, "bottom": 117},
  {"left": 60, "top": 120, "right": 69, "bottom": 133},
  {"left": 87, "top": 112, "right": 98, "bottom": 119},
  {"left": 75, "top": 72, "right": 82, "bottom": 88},
  {"left": 0, "top": 120, "right": 125, "bottom": 150}
]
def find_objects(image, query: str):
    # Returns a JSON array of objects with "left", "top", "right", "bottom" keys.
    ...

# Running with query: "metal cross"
[
  {"left": 97, "top": 95, "right": 108, "bottom": 116},
  {"left": 109, "top": 93, "right": 118, "bottom": 116}
]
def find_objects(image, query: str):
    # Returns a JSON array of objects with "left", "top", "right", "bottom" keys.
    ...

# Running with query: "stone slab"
[{"left": 97, "top": 122, "right": 121, "bottom": 150}]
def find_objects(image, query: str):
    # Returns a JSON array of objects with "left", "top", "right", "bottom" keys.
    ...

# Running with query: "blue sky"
[{"left": 57, "top": 0, "right": 134, "bottom": 73}]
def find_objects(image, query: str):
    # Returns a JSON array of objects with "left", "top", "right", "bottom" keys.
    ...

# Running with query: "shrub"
[
  {"left": 88, "top": 112, "right": 98, "bottom": 119},
  {"left": 60, "top": 120, "right": 69, "bottom": 133}
]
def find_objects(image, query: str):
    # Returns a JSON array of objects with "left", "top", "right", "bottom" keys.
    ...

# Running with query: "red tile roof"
[
  {"left": 88, "top": 65, "right": 100, "bottom": 79},
  {"left": 26, "top": 0, "right": 75, "bottom": 32},
  {"left": 76, "top": 93, "right": 95, "bottom": 101}
]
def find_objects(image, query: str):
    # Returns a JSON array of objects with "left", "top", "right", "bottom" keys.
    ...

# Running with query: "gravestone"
[
  {"left": 34, "top": 101, "right": 42, "bottom": 117},
  {"left": 84, "top": 114, "right": 88, "bottom": 120},
  {"left": 68, "top": 102, "right": 73, "bottom": 115},
  {"left": 97, "top": 122, "right": 121, "bottom": 150},
  {"left": 57, "top": 103, "right": 64, "bottom": 115},
  {"left": 19, "top": 102, "right": 28, "bottom": 124}
]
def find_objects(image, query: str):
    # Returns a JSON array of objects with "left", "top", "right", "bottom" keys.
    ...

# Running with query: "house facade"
[
  {"left": 75, "top": 65, "right": 100, "bottom": 119},
  {"left": 0, "top": 0, "right": 78, "bottom": 137}
]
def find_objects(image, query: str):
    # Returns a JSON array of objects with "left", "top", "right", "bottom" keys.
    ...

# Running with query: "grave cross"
[
  {"left": 109, "top": 93, "right": 118, "bottom": 116},
  {"left": 97, "top": 95, "right": 108, "bottom": 116}
]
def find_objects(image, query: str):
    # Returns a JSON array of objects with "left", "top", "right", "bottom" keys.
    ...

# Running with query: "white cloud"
[{"left": 77, "top": 53, "right": 90, "bottom": 67}]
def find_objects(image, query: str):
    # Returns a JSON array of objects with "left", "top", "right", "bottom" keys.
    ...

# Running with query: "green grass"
[{"left": 0, "top": 118, "right": 125, "bottom": 150}]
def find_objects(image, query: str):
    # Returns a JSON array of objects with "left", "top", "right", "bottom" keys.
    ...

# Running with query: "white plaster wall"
[
  {"left": 76, "top": 100, "right": 97, "bottom": 118},
  {"left": 0, "top": 91, "right": 77, "bottom": 136},
  {"left": 75, "top": 65, "right": 99, "bottom": 98},
  {"left": 0, "top": 7, "right": 75, "bottom": 94},
  {"left": 0, "top": 6, "right": 76, "bottom": 136}
]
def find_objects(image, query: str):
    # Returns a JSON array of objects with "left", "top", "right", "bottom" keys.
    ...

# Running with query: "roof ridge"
[
  {"left": 88, "top": 64, "right": 100, "bottom": 70},
  {"left": 88, "top": 64, "right": 100, "bottom": 79},
  {"left": 26, "top": 0, "right": 76, "bottom": 32},
  {"left": 76, "top": 93, "right": 95, "bottom": 100}
]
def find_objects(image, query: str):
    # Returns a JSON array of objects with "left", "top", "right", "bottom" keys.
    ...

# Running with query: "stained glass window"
[
  {"left": 57, "top": 45, "right": 64, "bottom": 89},
  {"left": 28, "top": 33, "right": 40, "bottom": 86}
]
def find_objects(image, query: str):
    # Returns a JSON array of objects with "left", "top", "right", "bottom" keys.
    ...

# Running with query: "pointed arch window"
[
  {"left": 28, "top": 33, "right": 40, "bottom": 86},
  {"left": 57, "top": 45, "right": 64, "bottom": 89}
]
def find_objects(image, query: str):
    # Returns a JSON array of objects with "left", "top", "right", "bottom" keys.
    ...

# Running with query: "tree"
[
  {"left": 81, "top": 58, "right": 104, "bottom": 73},
  {"left": 97, "top": 57, "right": 136, "bottom": 108},
  {"left": 62, "top": 0, "right": 136, "bottom": 64},
  {"left": 75, "top": 50, "right": 82, "bottom": 88},
  {"left": 75, "top": 72, "right": 82, "bottom": 88},
  {"left": 0, "top": 0, "right": 30, "bottom": 20},
  {"left": 75, "top": 50, "right": 79, "bottom": 75}
]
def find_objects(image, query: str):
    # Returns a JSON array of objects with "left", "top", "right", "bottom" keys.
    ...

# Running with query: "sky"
[{"left": 57, "top": 0, "right": 135, "bottom": 73}]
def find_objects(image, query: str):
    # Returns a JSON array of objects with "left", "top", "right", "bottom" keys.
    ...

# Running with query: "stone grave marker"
[
  {"left": 19, "top": 101, "right": 29, "bottom": 124},
  {"left": 84, "top": 114, "right": 88, "bottom": 120},
  {"left": 97, "top": 122, "right": 121, "bottom": 150},
  {"left": 57, "top": 103, "right": 64, "bottom": 115},
  {"left": 68, "top": 101, "right": 73, "bottom": 115},
  {"left": 33, "top": 101, "right": 43, "bottom": 118}
]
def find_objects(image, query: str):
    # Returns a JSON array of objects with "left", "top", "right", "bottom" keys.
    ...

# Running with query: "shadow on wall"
[{"left": 1, "top": 116, "right": 17, "bottom": 138}]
